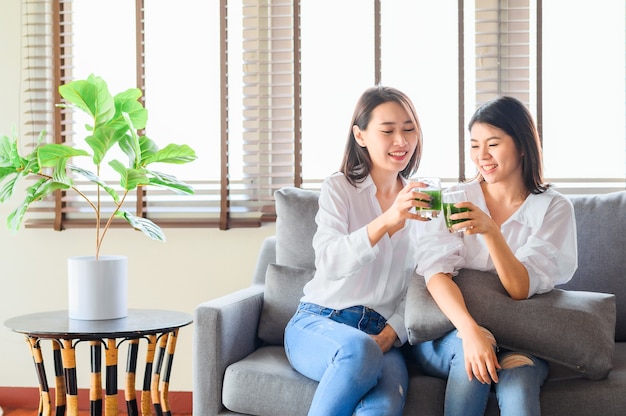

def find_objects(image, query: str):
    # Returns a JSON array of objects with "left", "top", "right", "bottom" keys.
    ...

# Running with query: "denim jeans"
[
  {"left": 284, "top": 302, "right": 408, "bottom": 416},
  {"left": 413, "top": 330, "right": 549, "bottom": 416}
]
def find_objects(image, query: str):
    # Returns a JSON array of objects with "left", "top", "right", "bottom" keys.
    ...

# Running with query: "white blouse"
[
  {"left": 415, "top": 180, "right": 578, "bottom": 297},
  {"left": 301, "top": 172, "right": 419, "bottom": 344}
]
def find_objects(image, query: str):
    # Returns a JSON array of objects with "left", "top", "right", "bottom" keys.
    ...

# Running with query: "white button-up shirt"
[
  {"left": 416, "top": 180, "right": 578, "bottom": 297},
  {"left": 301, "top": 172, "right": 419, "bottom": 344}
]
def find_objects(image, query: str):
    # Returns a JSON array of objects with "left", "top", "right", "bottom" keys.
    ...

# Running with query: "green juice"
[
  {"left": 444, "top": 203, "right": 470, "bottom": 229},
  {"left": 416, "top": 189, "right": 442, "bottom": 212}
]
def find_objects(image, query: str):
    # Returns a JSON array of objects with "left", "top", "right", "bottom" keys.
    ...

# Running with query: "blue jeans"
[
  {"left": 284, "top": 302, "right": 408, "bottom": 416},
  {"left": 413, "top": 330, "right": 549, "bottom": 416}
]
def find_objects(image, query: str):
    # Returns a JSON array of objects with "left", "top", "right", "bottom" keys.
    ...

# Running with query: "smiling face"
[
  {"left": 353, "top": 101, "right": 418, "bottom": 176},
  {"left": 470, "top": 122, "right": 524, "bottom": 185}
]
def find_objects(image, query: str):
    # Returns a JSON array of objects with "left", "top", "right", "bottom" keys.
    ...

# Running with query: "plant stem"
[
  {"left": 96, "top": 166, "right": 101, "bottom": 260},
  {"left": 96, "top": 190, "right": 128, "bottom": 259},
  {"left": 35, "top": 172, "right": 98, "bottom": 212}
]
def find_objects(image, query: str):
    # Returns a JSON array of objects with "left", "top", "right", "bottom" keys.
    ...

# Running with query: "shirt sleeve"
[
  {"left": 312, "top": 179, "right": 378, "bottom": 279},
  {"left": 387, "top": 293, "right": 408, "bottom": 346},
  {"left": 415, "top": 216, "right": 466, "bottom": 284},
  {"left": 517, "top": 194, "right": 578, "bottom": 297}
]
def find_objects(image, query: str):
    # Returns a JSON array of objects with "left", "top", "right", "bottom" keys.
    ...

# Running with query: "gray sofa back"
[
  {"left": 269, "top": 187, "right": 626, "bottom": 342},
  {"left": 558, "top": 192, "right": 626, "bottom": 341}
]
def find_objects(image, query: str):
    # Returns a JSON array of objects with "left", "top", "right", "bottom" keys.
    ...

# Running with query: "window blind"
[
  {"left": 21, "top": 0, "right": 72, "bottom": 230},
  {"left": 21, "top": 0, "right": 303, "bottom": 231},
  {"left": 239, "top": 0, "right": 302, "bottom": 223},
  {"left": 474, "top": 0, "right": 532, "bottom": 105},
  {"left": 17, "top": 0, "right": 624, "bottom": 234}
]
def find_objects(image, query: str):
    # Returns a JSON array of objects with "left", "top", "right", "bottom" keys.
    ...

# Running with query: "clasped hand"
[{"left": 369, "top": 324, "right": 398, "bottom": 353}]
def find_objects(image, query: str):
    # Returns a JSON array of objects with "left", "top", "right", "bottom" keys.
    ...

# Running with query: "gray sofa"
[{"left": 193, "top": 187, "right": 626, "bottom": 415}]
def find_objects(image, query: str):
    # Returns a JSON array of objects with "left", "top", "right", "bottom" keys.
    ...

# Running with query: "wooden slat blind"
[
  {"left": 16, "top": 0, "right": 622, "bottom": 234},
  {"left": 240, "top": 0, "right": 301, "bottom": 223},
  {"left": 21, "top": 0, "right": 303, "bottom": 230},
  {"left": 474, "top": 0, "right": 532, "bottom": 105}
]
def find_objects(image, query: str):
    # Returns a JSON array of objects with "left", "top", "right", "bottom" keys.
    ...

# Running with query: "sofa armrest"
[{"left": 192, "top": 284, "right": 265, "bottom": 416}]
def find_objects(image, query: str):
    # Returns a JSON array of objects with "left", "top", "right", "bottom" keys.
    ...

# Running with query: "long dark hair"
[
  {"left": 340, "top": 86, "right": 423, "bottom": 186},
  {"left": 468, "top": 96, "right": 548, "bottom": 194}
]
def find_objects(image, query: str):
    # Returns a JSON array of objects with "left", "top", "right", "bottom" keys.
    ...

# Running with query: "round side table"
[{"left": 4, "top": 309, "right": 192, "bottom": 416}]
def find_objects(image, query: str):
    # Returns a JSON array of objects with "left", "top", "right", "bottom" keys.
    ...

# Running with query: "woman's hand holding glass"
[
  {"left": 442, "top": 192, "right": 500, "bottom": 235},
  {"left": 442, "top": 189, "right": 471, "bottom": 232},
  {"left": 382, "top": 182, "right": 434, "bottom": 230},
  {"left": 410, "top": 177, "right": 442, "bottom": 219}
]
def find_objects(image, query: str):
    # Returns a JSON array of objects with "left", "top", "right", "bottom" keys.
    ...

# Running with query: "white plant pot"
[{"left": 68, "top": 255, "right": 128, "bottom": 320}]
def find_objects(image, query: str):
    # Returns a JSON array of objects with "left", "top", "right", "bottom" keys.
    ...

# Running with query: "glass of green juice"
[
  {"left": 443, "top": 189, "right": 470, "bottom": 232},
  {"left": 414, "top": 177, "right": 442, "bottom": 219}
]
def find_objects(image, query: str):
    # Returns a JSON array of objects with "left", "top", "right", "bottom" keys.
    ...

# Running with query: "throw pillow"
[
  {"left": 257, "top": 263, "right": 315, "bottom": 345},
  {"left": 405, "top": 269, "right": 616, "bottom": 380},
  {"left": 274, "top": 187, "right": 320, "bottom": 270}
]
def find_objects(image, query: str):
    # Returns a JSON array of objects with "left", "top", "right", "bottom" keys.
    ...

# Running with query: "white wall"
[{"left": 0, "top": 0, "right": 275, "bottom": 393}]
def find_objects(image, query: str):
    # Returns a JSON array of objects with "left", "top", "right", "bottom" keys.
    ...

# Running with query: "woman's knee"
[
  {"left": 497, "top": 352, "right": 549, "bottom": 387},
  {"left": 499, "top": 352, "right": 534, "bottom": 369},
  {"left": 340, "top": 336, "right": 383, "bottom": 366}
]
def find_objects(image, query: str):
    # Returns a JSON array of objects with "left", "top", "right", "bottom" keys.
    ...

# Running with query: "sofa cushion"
[
  {"left": 257, "top": 263, "right": 315, "bottom": 345},
  {"left": 560, "top": 191, "right": 626, "bottom": 341},
  {"left": 406, "top": 269, "right": 616, "bottom": 380},
  {"left": 274, "top": 187, "right": 320, "bottom": 269},
  {"left": 223, "top": 346, "right": 316, "bottom": 416}
]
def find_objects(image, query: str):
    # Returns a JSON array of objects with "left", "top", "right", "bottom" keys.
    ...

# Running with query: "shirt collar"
[
  {"left": 355, "top": 174, "right": 376, "bottom": 193},
  {"left": 508, "top": 189, "right": 556, "bottom": 228}
]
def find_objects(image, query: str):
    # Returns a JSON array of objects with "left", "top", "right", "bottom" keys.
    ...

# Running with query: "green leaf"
[
  {"left": 7, "top": 197, "right": 30, "bottom": 232},
  {"left": 119, "top": 211, "right": 165, "bottom": 242},
  {"left": 21, "top": 151, "right": 41, "bottom": 176},
  {"left": 0, "top": 135, "right": 16, "bottom": 167},
  {"left": 31, "top": 178, "right": 67, "bottom": 202},
  {"left": 121, "top": 112, "right": 141, "bottom": 167},
  {"left": 142, "top": 143, "right": 197, "bottom": 165},
  {"left": 138, "top": 136, "right": 160, "bottom": 160},
  {"left": 0, "top": 134, "right": 31, "bottom": 170},
  {"left": 6, "top": 178, "right": 55, "bottom": 231},
  {"left": 91, "top": 90, "right": 147, "bottom": 166},
  {"left": 58, "top": 74, "right": 115, "bottom": 129},
  {"left": 37, "top": 144, "right": 90, "bottom": 168},
  {"left": 67, "top": 164, "right": 120, "bottom": 204},
  {"left": 0, "top": 167, "right": 15, "bottom": 183},
  {"left": 35, "top": 130, "right": 47, "bottom": 146},
  {"left": 85, "top": 125, "right": 126, "bottom": 166},
  {"left": 113, "top": 88, "right": 148, "bottom": 130},
  {"left": 118, "top": 133, "right": 137, "bottom": 167},
  {"left": 147, "top": 170, "right": 195, "bottom": 195},
  {"left": 51, "top": 156, "right": 73, "bottom": 188},
  {"left": 109, "top": 160, "right": 150, "bottom": 191},
  {"left": 0, "top": 173, "right": 20, "bottom": 202}
]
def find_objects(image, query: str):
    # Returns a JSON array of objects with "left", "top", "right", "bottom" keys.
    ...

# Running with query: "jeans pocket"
[{"left": 297, "top": 302, "right": 334, "bottom": 318}]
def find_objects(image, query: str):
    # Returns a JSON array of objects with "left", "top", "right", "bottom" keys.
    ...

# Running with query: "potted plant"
[{"left": 0, "top": 74, "right": 197, "bottom": 319}]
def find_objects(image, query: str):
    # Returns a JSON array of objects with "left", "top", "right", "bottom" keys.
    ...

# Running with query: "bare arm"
[
  {"left": 482, "top": 229, "right": 529, "bottom": 299},
  {"left": 426, "top": 272, "right": 500, "bottom": 383},
  {"left": 367, "top": 181, "right": 429, "bottom": 246},
  {"left": 451, "top": 202, "right": 529, "bottom": 299}
]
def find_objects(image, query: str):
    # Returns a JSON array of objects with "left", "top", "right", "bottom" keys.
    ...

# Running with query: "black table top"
[{"left": 4, "top": 309, "right": 192, "bottom": 339}]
